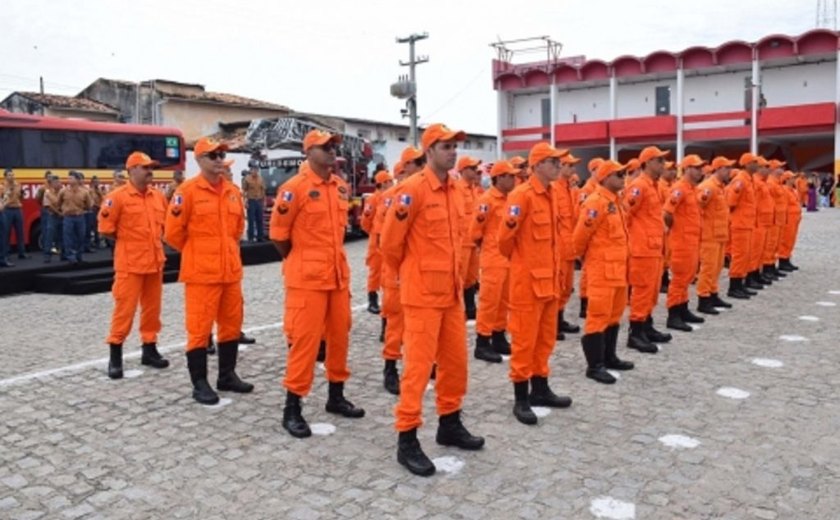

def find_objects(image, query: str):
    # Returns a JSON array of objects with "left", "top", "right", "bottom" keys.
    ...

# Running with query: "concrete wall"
[
  {"left": 556, "top": 85, "right": 611, "bottom": 123},
  {"left": 761, "top": 61, "right": 836, "bottom": 107},
  {"left": 161, "top": 100, "right": 286, "bottom": 142},
  {"left": 616, "top": 79, "right": 677, "bottom": 119},
  {"left": 683, "top": 72, "right": 748, "bottom": 114},
  {"left": 512, "top": 91, "right": 549, "bottom": 128}
]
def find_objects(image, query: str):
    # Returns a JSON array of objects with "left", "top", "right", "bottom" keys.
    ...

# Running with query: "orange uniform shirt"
[
  {"left": 553, "top": 176, "right": 578, "bottom": 261},
  {"left": 164, "top": 175, "right": 244, "bottom": 284},
  {"left": 697, "top": 176, "right": 729, "bottom": 243},
  {"left": 573, "top": 184, "right": 629, "bottom": 288},
  {"left": 376, "top": 183, "right": 403, "bottom": 289},
  {"left": 578, "top": 176, "right": 598, "bottom": 206},
  {"left": 98, "top": 183, "right": 166, "bottom": 273},
  {"left": 658, "top": 178, "right": 673, "bottom": 204},
  {"left": 785, "top": 186, "right": 802, "bottom": 224},
  {"left": 380, "top": 168, "right": 464, "bottom": 308},
  {"left": 468, "top": 185, "right": 509, "bottom": 270},
  {"left": 624, "top": 174, "right": 665, "bottom": 258},
  {"left": 663, "top": 178, "right": 702, "bottom": 251},
  {"left": 497, "top": 175, "right": 563, "bottom": 305},
  {"left": 269, "top": 162, "right": 350, "bottom": 291},
  {"left": 768, "top": 176, "right": 787, "bottom": 226},
  {"left": 753, "top": 175, "right": 774, "bottom": 227},
  {"left": 455, "top": 177, "right": 479, "bottom": 246},
  {"left": 360, "top": 190, "right": 382, "bottom": 234},
  {"left": 725, "top": 170, "right": 756, "bottom": 230}
]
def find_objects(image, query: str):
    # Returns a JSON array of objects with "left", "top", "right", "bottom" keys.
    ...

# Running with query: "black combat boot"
[
  {"left": 186, "top": 348, "right": 219, "bottom": 405},
  {"left": 727, "top": 278, "right": 751, "bottom": 300},
  {"left": 512, "top": 381, "right": 537, "bottom": 425},
  {"left": 436, "top": 410, "right": 485, "bottom": 450},
  {"left": 746, "top": 272, "right": 765, "bottom": 290},
  {"left": 383, "top": 360, "right": 400, "bottom": 395},
  {"left": 474, "top": 334, "right": 502, "bottom": 363},
  {"left": 282, "top": 391, "right": 311, "bottom": 438},
  {"left": 711, "top": 292, "right": 733, "bottom": 308},
  {"left": 108, "top": 343, "right": 123, "bottom": 379},
  {"left": 397, "top": 428, "right": 435, "bottom": 476},
  {"left": 627, "top": 321, "right": 658, "bottom": 353},
  {"left": 559, "top": 310, "right": 580, "bottom": 334},
  {"left": 696, "top": 296, "right": 720, "bottom": 315},
  {"left": 579, "top": 297, "right": 588, "bottom": 319},
  {"left": 660, "top": 269, "right": 670, "bottom": 294},
  {"left": 681, "top": 302, "right": 705, "bottom": 324},
  {"left": 667, "top": 305, "right": 692, "bottom": 332},
  {"left": 646, "top": 316, "right": 673, "bottom": 343},
  {"left": 582, "top": 333, "right": 616, "bottom": 384},
  {"left": 141, "top": 342, "right": 169, "bottom": 369},
  {"left": 238, "top": 331, "right": 256, "bottom": 344},
  {"left": 216, "top": 341, "right": 254, "bottom": 393},
  {"left": 464, "top": 286, "right": 477, "bottom": 320},
  {"left": 206, "top": 334, "right": 216, "bottom": 355},
  {"left": 529, "top": 376, "right": 573, "bottom": 407},
  {"left": 367, "top": 291, "right": 381, "bottom": 314},
  {"left": 325, "top": 381, "right": 365, "bottom": 418},
  {"left": 491, "top": 330, "right": 511, "bottom": 355},
  {"left": 604, "top": 324, "right": 634, "bottom": 371}
]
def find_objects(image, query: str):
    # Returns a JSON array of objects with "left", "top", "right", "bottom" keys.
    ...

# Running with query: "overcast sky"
[{"left": 1, "top": 0, "right": 827, "bottom": 135}]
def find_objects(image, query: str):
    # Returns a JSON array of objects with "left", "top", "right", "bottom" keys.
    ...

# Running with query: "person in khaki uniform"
[
  {"left": 241, "top": 166, "right": 266, "bottom": 242},
  {"left": 3, "top": 169, "right": 27, "bottom": 259},
  {"left": 41, "top": 176, "right": 62, "bottom": 263},
  {"left": 57, "top": 171, "right": 92, "bottom": 264}
]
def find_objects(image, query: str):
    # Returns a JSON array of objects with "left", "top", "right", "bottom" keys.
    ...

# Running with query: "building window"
[
  {"left": 476, "top": 140, "right": 485, "bottom": 150},
  {"left": 463, "top": 140, "right": 472, "bottom": 150},
  {"left": 655, "top": 86, "right": 670, "bottom": 115},
  {"left": 540, "top": 98, "right": 551, "bottom": 127}
]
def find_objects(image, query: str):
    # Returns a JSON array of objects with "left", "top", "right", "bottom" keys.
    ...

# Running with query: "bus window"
[
  {"left": 0, "top": 128, "right": 24, "bottom": 166},
  {"left": 21, "top": 129, "right": 86, "bottom": 168},
  {"left": 88, "top": 133, "right": 181, "bottom": 169}
]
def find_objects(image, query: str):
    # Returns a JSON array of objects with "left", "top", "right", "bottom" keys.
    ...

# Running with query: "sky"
[{"left": 0, "top": 0, "right": 828, "bottom": 135}]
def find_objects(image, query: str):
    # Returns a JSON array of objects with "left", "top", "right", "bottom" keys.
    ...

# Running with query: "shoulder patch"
[
  {"left": 398, "top": 194, "right": 412, "bottom": 206},
  {"left": 280, "top": 191, "right": 294, "bottom": 202},
  {"left": 172, "top": 194, "right": 183, "bottom": 206},
  {"left": 508, "top": 204, "right": 521, "bottom": 217}
]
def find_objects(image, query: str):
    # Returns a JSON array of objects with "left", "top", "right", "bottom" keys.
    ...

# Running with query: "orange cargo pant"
[
  {"left": 666, "top": 247, "right": 700, "bottom": 308},
  {"left": 381, "top": 285, "right": 403, "bottom": 361},
  {"left": 365, "top": 245, "right": 382, "bottom": 293},
  {"left": 395, "top": 304, "right": 468, "bottom": 432},
  {"left": 729, "top": 228, "right": 753, "bottom": 278},
  {"left": 762, "top": 225, "right": 782, "bottom": 265},
  {"left": 584, "top": 285, "right": 626, "bottom": 334},
  {"left": 283, "top": 287, "right": 351, "bottom": 396},
  {"left": 508, "top": 298, "right": 559, "bottom": 383},
  {"left": 778, "top": 219, "right": 800, "bottom": 258},
  {"left": 460, "top": 246, "right": 479, "bottom": 288},
  {"left": 628, "top": 256, "right": 663, "bottom": 321},
  {"left": 751, "top": 225, "right": 769, "bottom": 271},
  {"left": 558, "top": 260, "right": 575, "bottom": 311},
  {"left": 106, "top": 270, "right": 163, "bottom": 345},
  {"left": 475, "top": 267, "right": 509, "bottom": 336},
  {"left": 697, "top": 241, "right": 726, "bottom": 297},
  {"left": 185, "top": 282, "right": 243, "bottom": 351}
]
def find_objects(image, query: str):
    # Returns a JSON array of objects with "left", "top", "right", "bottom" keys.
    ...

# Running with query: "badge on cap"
[{"left": 508, "top": 205, "right": 520, "bottom": 217}]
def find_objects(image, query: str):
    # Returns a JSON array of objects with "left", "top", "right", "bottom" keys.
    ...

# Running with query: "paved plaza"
[{"left": 1, "top": 209, "right": 839, "bottom": 519}]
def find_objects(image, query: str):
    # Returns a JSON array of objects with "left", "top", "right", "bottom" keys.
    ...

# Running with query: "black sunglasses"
[
  {"left": 413, "top": 157, "right": 426, "bottom": 167},
  {"left": 204, "top": 151, "right": 226, "bottom": 160},
  {"left": 614, "top": 171, "right": 627, "bottom": 178}
]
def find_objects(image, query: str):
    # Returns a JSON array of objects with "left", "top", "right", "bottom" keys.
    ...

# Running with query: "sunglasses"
[
  {"left": 318, "top": 143, "right": 337, "bottom": 152},
  {"left": 413, "top": 158, "right": 426, "bottom": 167},
  {"left": 613, "top": 172, "right": 627, "bottom": 178},
  {"left": 204, "top": 151, "right": 226, "bottom": 160}
]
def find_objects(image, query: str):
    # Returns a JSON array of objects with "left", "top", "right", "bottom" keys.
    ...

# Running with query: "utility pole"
[{"left": 391, "top": 33, "right": 429, "bottom": 146}]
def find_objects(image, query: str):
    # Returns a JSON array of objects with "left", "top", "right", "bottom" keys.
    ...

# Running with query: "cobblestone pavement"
[{"left": 1, "top": 210, "right": 839, "bottom": 519}]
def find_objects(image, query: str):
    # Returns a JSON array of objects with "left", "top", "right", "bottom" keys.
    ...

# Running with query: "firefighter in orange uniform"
[
  {"left": 380, "top": 124, "right": 484, "bottom": 477},
  {"left": 512, "top": 156, "right": 530, "bottom": 185},
  {"left": 164, "top": 138, "right": 253, "bottom": 405},
  {"left": 456, "top": 156, "right": 482, "bottom": 320},
  {"left": 99, "top": 152, "right": 170, "bottom": 379},
  {"left": 554, "top": 152, "right": 582, "bottom": 340},
  {"left": 763, "top": 160, "right": 788, "bottom": 280},
  {"left": 658, "top": 161, "right": 677, "bottom": 294},
  {"left": 469, "top": 160, "right": 518, "bottom": 363},
  {"left": 778, "top": 172, "right": 802, "bottom": 271},
  {"left": 361, "top": 170, "right": 392, "bottom": 315},
  {"left": 696, "top": 157, "right": 734, "bottom": 312},
  {"left": 795, "top": 172, "right": 809, "bottom": 207},
  {"left": 726, "top": 154, "right": 761, "bottom": 297},
  {"left": 498, "top": 142, "right": 572, "bottom": 426},
  {"left": 624, "top": 158, "right": 642, "bottom": 186},
  {"left": 576, "top": 157, "right": 604, "bottom": 319},
  {"left": 624, "top": 146, "right": 672, "bottom": 353},
  {"left": 573, "top": 160, "right": 634, "bottom": 384},
  {"left": 269, "top": 130, "right": 365, "bottom": 438},
  {"left": 663, "top": 155, "right": 706, "bottom": 331},
  {"left": 377, "top": 147, "right": 425, "bottom": 395},
  {"left": 749, "top": 158, "right": 776, "bottom": 288}
]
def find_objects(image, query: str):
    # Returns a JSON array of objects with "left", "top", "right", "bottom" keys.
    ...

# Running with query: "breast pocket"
[
  {"left": 337, "top": 199, "right": 349, "bottom": 230},
  {"left": 424, "top": 208, "right": 449, "bottom": 239},
  {"left": 532, "top": 212, "right": 551, "bottom": 242}
]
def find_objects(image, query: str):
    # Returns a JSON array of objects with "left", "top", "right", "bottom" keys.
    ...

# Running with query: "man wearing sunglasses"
[
  {"left": 165, "top": 137, "right": 254, "bottom": 405},
  {"left": 381, "top": 124, "right": 484, "bottom": 477},
  {"left": 376, "top": 147, "right": 425, "bottom": 395},
  {"left": 498, "top": 142, "right": 572, "bottom": 425},
  {"left": 270, "top": 130, "right": 364, "bottom": 439},
  {"left": 623, "top": 146, "right": 673, "bottom": 354},
  {"left": 99, "top": 152, "right": 170, "bottom": 379}
]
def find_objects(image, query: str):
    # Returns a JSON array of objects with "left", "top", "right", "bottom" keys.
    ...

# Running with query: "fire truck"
[{"left": 244, "top": 117, "right": 376, "bottom": 237}]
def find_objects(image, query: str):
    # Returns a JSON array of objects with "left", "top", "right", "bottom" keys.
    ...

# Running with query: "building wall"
[
  {"left": 761, "top": 61, "right": 836, "bottom": 107},
  {"left": 556, "top": 85, "right": 611, "bottom": 123},
  {"left": 0, "top": 94, "right": 43, "bottom": 115},
  {"left": 161, "top": 100, "right": 287, "bottom": 142},
  {"left": 683, "top": 71, "right": 749, "bottom": 114},
  {"left": 44, "top": 108, "right": 118, "bottom": 122},
  {"left": 512, "top": 91, "right": 549, "bottom": 128},
  {"left": 615, "top": 79, "right": 677, "bottom": 119}
]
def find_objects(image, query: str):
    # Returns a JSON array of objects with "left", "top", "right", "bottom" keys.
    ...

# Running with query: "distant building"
[{"left": 0, "top": 92, "right": 120, "bottom": 122}]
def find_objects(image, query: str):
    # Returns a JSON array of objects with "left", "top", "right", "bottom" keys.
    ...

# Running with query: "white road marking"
[
  {"left": 0, "top": 303, "right": 368, "bottom": 388},
  {"left": 689, "top": 324, "right": 702, "bottom": 331},
  {"left": 206, "top": 397, "right": 233, "bottom": 409},
  {"left": 310, "top": 423, "right": 336, "bottom": 436},
  {"left": 779, "top": 334, "right": 808, "bottom": 342},
  {"left": 716, "top": 387, "right": 750, "bottom": 400},
  {"left": 432, "top": 456, "right": 465, "bottom": 475},
  {"left": 589, "top": 497, "right": 636, "bottom": 519},
  {"left": 827, "top": 290, "right": 840, "bottom": 295},
  {"left": 815, "top": 301, "right": 837, "bottom": 307},
  {"left": 122, "top": 369, "right": 144, "bottom": 379},
  {"left": 606, "top": 370, "right": 621, "bottom": 380},
  {"left": 751, "top": 358, "right": 784, "bottom": 368},
  {"left": 658, "top": 434, "right": 701, "bottom": 449},
  {"left": 798, "top": 316, "right": 819, "bottom": 322},
  {"left": 532, "top": 406, "right": 551, "bottom": 418}
]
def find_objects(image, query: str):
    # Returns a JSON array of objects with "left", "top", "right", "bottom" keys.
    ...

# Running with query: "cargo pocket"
[
  {"left": 193, "top": 237, "right": 221, "bottom": 275},
  {"left": 301, "top": 249, "right": 329, "bottom": 282},
  {"left": 532, "top": 213, "right": 551, "bottom": 242},
  {"left": 283, "top": 292, "right": 306, "bottom": 340},
  {"left": 420, "top": 260, "right": 452, "bottom": 295},
  {"left": 530, "top": 268, "right": 554, "bottom": 298},
  {"left": 604, "top": 249, "right": 627, "bottom": 281}
]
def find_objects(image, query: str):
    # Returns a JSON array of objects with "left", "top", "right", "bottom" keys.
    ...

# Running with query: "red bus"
[{"left": 0, "top": 109, "right": 185, "bottom": 250}]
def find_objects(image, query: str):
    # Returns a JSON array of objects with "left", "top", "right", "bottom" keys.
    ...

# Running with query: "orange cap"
[
  {"left": 194, "top": 137, "right": 229, "bottom": 157},
  {"left": 679, "top": 154, "right": 706, "bottom": 169},
  {"left": 739, "top": 152, "right": 765, "bottom": 167},
  {"left": 393, "top": 161, "right": 405, "bottom": 176},
  {"left": 561, "top": 152, "right": 581, "bottom": 165},
  {"left": 639, "top": 146, "right": 670, "bottom": 164},
  {"left": 587, "top": 157, "right": 604, "bottom": 174},
  {"left": 125, "top": 151, "right": 159, "bottom": 169},
  {"left": 781, "top": 171, "right": 795, "bottom": 181},
  {"left": 711, "top": 156, "right": 735, "bottom": 169},
  {"left": 374, "top": 170, "right": 393, "bottom": 184},
  {"left": 768, "top": 159, "right": 787, "bottom": 169},
  {"left": 456, "top": 156, "right": 482, "bottom": 171},
  {"left": 303, "top": 129, "right": 342, "bottom": 152},
  {"left": 528, "top": 142, "right": 566, "bottom": 166},
  {"left": 624, "top": 158, "right": 641, "bottom": 172},
  {"left": 509, "top": 156, "right": 527, "bottom": 168},
  {"left": 421, "top": 123, "right": 466, "bottom": 151},
  {"left": 399, "top": 146, "right": 424, "bottom": 164},
  {"left": 595, "top": 160, "right": 627, "bottom": 181},
  {"left": 489, "top": 160, "right": 517, "bottom": 177}
]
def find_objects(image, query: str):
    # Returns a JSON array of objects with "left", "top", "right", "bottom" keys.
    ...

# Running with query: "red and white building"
[{"left": 494, "top": 29, "right": 840, "bottom": 173}]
